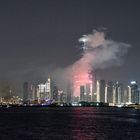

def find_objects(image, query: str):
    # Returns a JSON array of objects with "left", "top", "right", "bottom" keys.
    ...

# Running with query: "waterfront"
[{"left": 0, "top": 107, "right": 140, "bottom": 140}]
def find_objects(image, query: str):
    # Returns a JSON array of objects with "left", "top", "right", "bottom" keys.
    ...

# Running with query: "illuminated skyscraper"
[
  {"left": 113, "top": 82, "right": 123, "bottom": 105},
  {"left": 37, "top": 78, "right": 52, "bottom": 100},
  {"left": 128, "top": 85, "right": 131, "bottom": 103},
  {"left": 130, "top": 81, "right": 139, "bottom": 104},
  {"left": 46, "top": 78, "right": 51, "bottom": 99},
  {"left": 123, "top": 89, "right": 128, "bottom": 104},
  {"left": 106, "top": 81, "right": 114, "bottom": 103},
  {"left": 105, "top": 84, "right": 107, "bottom": 103},
  {"left": 96, "top": 80, "right": 100, "bottom": 102},
  {"left": 91, "top": 70, "right": 96, "bottom": 102}
]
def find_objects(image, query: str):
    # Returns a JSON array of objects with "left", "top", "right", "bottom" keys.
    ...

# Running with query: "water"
[{"left": 0, "top": 107, "right": 140, "bottom": 140}]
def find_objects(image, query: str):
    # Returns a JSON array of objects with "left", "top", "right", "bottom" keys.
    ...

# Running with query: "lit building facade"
[
  {"left": 113, "top": 82, "right": 123, "bottom": 105},
  {"left": 37, "top": 78, "right": 52, "bottom": 101},
  {"left": 130, "top": 81, "right": 139, "bottom": 104},
  {"left": 106, "top": 81, "right": 114, "bottom": 103},
  {"left": 96, "top": 80, "right": 100, "bottom": 102}
]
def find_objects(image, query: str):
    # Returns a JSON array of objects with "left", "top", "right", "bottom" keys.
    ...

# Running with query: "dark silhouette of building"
[
  {"left": 52, "top": 85, "right": 58, "bottom": 102},
  {"left": 107, "top": 81, "right": 114, "bottom": 103},
  {"left": 99, "top": 80, "right": 105, "bottom": 102}
]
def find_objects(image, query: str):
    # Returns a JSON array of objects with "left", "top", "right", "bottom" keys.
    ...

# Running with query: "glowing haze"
[{"left": 52, "top": 29, "right": 131, "bottom": 96}]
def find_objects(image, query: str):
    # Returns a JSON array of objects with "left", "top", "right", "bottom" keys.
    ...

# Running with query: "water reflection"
[{"left": 0, "top": 107, "right": 140, "bottom": 140}]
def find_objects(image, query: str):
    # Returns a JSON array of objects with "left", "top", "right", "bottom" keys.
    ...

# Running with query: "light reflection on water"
[{"left": 0, "top": 107, "right": 140, "bottom": 140}]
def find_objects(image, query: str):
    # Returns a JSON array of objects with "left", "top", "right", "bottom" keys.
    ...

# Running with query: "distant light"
[
  {"left": 79, "top": 35, "right": 88, "bottom": 43},
  {"left": 80, "top": 38, "right": 87, "bottom": 43},
  {"left": 72, "top": 102, "right": 78, "bottom": 106},
  {"left": 78, "top": 103, "right": 82, "bottom": 106},
  {"left": 117, "top": 104, "right": 123, "bottom": 108},
  {"left": 131, "top": 81, "right": 137, "bottom": 84}
]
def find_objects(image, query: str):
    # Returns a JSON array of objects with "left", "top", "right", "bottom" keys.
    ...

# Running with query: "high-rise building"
[
  {"left": 127, "top": 86, "right": 131, "bottom": 103},
  {"left": 113, "top": 82, "right": 123, "bottom": 105},
  {"left": 85, "top": 83, "right": 92, "bottom": 102},
  {"left": 91, "top": 71, "right": 96, "bottom": 102},
  {"left": 138, "top": 88, "right": 140, "bottom": 104},
  {"left": 52, "top": 85, "right": 58, "bottom": 102},
  {"left": 106, "top": 81, "right": 114, "bottom": 103},
  {"left": 105, "top": 84, "right": 107, "bottom": 103},
  {"left": 46, "top": 78, "right": 51, "bottom": 99},
  {"left": 37, "top": 78, "right": 52, "bottom": 101},
  {"left": 66, "top": 82, "right": 73, "bottom": 103},
  {"left": 99, "top": 80, "right": 105, "bottom": 102},
  {"left": 123, "top": 89, "right": 128, "bottom": 104},
  {"left": 79, "top": 83, "right": 92, "bottom": 102},
  {"left": 96, "top": 80, "right": 100, "bottom": 102},
  {"left": 80, "top": 85, "right": 85, "bottom": 101},
  {"left": 130, "top": 81, "right": 139, "bottom": 104}
]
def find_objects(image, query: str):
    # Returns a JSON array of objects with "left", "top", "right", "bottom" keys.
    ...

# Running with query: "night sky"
[{"left": 0, "top": 0, "right": 140, "bottom": 92}]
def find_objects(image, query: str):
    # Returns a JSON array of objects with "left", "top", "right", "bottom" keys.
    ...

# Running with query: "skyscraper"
[
  {"left": 80, "top": 85, "right": 85, "bottom": 101},
  {"left": 99, "top": 80, "right": 105, "bottom": 102},
  {"left": 46, "top": 78, "right": 51, "bottom": 99},
  {"left": 113, "top": 82, "right": 123, "bottom": 105},
  {"left": 66, "top": 82, "right": 73, "bottom": 103},
  {"left": 130, "top": 81, "right": 139, "bottom": 104},
  {"left": 52, "top": 85, "right": 58, "bottom": 102},
  {"left": 96, "top": 80, "right": 100, "bottom": 102},
  {"left": 85, "top": 83, "right": 92, "bottom": 102},
  {"left": 127, "top": 85, "right": 131, "bottom": 103},
  {"left": 37, "top": 78, "right": 52, "bottom": 101},
  {"left": 106, "top": 81, "right": 114, "bottom": 103}
]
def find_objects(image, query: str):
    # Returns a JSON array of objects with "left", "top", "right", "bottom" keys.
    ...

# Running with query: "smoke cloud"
[{"left": 51, "top": 29, "right": 131, "bottom": 96}]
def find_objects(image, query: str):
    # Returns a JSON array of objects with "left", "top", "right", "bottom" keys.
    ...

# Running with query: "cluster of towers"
[
  {"left": 23, "top": 78, "right": 74, "bottom": 104},
  {"left": 23, "top": 77, "right": 139, "bottom": 106},
  {"left": 79, "top": 80, "right": 140, "bottom": 105}
]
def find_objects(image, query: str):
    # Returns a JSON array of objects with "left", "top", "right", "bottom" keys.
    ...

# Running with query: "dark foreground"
[{"left": 0, "top": 107, "right": 140, "bottom": 140}]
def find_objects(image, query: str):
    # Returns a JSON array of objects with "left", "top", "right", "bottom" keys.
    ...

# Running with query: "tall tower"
[
  {"left": 113, "top": 82, "right": 123, "bottom": 105},
  {"left": 66, "top": 82, "right": 73, "bottom": 103},
  {"left": 105, "top": 84, "right": 107, "bottom": 103},
  {"left": 106, "top": 81, "right": 114, "bottom": 103},
  {"left": 130, "top": 81, "right": 139, "bottom": 104},
  {"left": 99, "top": 80, "right": 105, "bottom": 102},
  {"left": 96, "top": 80, "right": 100, "bottom": 102},
  {"left": 127, "top": 86, "right": 131, "bottom": 103},
  {"left": 46, "top": 78, "right": 51, "bottom": 99},
  {"left": 91, "top": 70, "right": 96, "bottom": 102},
  {"left": 53, "top": 86, "right": 58, "bottom": 102},
  {"left": 85, "top": 83, "right": 91, "bottom": 102},
  {"left": 80, "top": 85, "right": 85, "bottom": 101}
]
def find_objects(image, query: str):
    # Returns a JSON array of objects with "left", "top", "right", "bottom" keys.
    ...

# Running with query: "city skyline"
[
  {"left": 0, "top": 0, "right": 140, "bottom": 89},
  {"left": 1, "top": 76, "right": 139, "bottom": 106}
]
